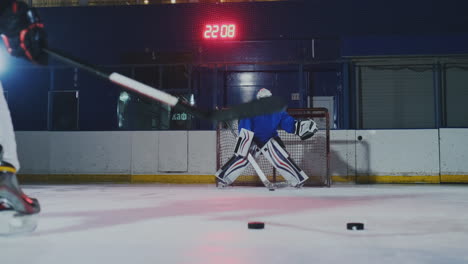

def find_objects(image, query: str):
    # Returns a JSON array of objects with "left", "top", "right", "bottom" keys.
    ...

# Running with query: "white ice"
[{"left": 1, "top": 184, "right": 468, "bottom": 264}]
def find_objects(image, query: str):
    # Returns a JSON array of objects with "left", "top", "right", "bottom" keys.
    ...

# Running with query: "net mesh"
[{"left": 216, "top": 108, "right": 330, "bottom": 187}]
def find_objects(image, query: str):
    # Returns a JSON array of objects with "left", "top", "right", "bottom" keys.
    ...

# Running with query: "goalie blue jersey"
[{"left": 238, "top": 111, "right": 295, "bottom": 146}]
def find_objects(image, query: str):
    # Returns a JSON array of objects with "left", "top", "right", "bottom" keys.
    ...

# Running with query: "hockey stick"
[
  {"left": 43, "top": 48, "right": 286, "bottom": 122},
  {"left": 247, "top": 154, "right": 289, "bottom": 189}
]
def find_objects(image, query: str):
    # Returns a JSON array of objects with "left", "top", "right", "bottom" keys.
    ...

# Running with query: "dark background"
[{"left": 2, "top": 0, "right": 468, "bottom": 130}]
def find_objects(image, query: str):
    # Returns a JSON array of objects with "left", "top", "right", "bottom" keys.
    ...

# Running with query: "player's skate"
[
  {"left": 0, "top": 145, "right": 40, "bottom": 215},
  {"left": 0, "top": 165, "right": 40, "bottom": 215},
  {"left": 0, "top": 199, "right": 39, "bottom": 236},
  {"left": 0, "top": 165, "right": 40, "bottom": 236}
]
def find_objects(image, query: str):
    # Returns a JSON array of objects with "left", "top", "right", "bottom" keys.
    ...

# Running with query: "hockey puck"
[
  {"left": 269, "top": 188, "right": 275, "bottom": 191},
  {"left": 347, "top": 222, "right": 364, "bottom": 230},
  {"left": 248, "top": 222, "right": 265, "bottom": 229}
]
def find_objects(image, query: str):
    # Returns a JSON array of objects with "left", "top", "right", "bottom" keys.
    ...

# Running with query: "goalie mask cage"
[{"left": 216, "top": 108, "right": 331, "bottom": 187}]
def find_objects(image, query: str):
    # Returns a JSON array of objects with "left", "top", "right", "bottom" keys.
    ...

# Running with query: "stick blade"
[{"left": 210, "top": 96, "right": 287, "bottom": 121}]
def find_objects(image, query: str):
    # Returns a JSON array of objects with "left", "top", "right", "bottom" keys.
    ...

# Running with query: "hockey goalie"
[{"left": 215, "top": 88, "right": 318, "bottom": 189}]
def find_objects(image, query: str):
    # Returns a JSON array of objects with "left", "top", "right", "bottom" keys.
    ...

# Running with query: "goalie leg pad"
[
  {"left": 215, "top": 154, "right": 249, "bottom": 186},
  {"left": 215, "top": 128, "right": 256, "bottom": 186},
  {"left": 216, "top": 129, "right": 255, "bottom": 186},
  {"left": 234, "top": 128, "right": 254, "bottom": 157},
  {"left": 260, "top": 138, "right": 309, "bottom": 187}
]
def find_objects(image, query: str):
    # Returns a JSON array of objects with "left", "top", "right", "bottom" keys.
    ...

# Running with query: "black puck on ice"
[
  {"left": 347, "top": 222, "right": 364, "bottom": 230},
  {"left": 269, "top": 188, "right": 275, "bottom": 191},
  {"left": 248, "top": 222, "right": 265, "bottom": 229}
]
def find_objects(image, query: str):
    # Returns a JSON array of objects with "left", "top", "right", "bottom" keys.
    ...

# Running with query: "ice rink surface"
[{"left": 1, "top": 184, "right": 468, "bottom": 264}]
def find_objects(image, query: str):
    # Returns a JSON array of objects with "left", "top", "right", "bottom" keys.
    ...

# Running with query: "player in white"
[
  {"left": 216, "top": 88, "right": 318, "bottom": 188},
  {"left": 0, "top": 0, "right": 46, "bottom": 214}
]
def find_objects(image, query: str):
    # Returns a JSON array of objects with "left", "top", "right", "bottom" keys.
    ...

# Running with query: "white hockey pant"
[
  {"left": 0, "top": 81, "right": 20, "bottom": 170},
  {"left": 260, "top": 138, "right": 308, "bottom": 187}
]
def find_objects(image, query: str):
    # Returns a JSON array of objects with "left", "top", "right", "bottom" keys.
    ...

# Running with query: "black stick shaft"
[
  {"left": 43, "top": 47, "right": 287, "bottom": 121},
  {"left": 44, "top": 47, "right": 180, "bottom": 107},
  {"left": 43, "top": 48, "right": 110, "bottom": 79}
]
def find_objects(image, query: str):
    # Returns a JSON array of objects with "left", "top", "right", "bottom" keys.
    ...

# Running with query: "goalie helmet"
[{"left": 256, "top": 88, "right": 272, "bottom": 100}]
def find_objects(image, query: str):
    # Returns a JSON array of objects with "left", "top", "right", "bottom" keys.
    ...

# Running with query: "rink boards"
[{"left": 14, "top": 129, "right": 468, "bottom": 184}]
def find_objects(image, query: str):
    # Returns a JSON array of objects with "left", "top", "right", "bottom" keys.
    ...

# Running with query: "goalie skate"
[{"left": 265, "top": 181, "right": 291, "bottom": 190}]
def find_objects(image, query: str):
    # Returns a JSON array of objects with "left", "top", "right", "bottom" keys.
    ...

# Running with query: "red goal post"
[{"left": 216, "top": 108, "right": 331, "bottom": 187}]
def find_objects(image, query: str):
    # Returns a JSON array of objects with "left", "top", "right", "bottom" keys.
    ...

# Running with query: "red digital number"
[
  {"left": 212, "top": 25, "right": 219, "bottom": 38},
  {"left": 204, "top": 25, "right": 212, "bottom": 39},
  {"left": 220, "top": 25, "right": 228, "bottom": 38},
  {"left": 204, "top": 24, "right": 236, "bottom": 39},
  {"left": 228, "top": 24, "right": 235, "bottom": 38}
]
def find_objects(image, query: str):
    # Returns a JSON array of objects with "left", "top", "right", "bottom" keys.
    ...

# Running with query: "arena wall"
[{"left": 15, "top": 129, "right": 468, "bottom": 184}]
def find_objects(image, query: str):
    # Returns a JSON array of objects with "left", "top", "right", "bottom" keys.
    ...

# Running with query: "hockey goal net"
[{"left": 216, "top": 108, "right": 330, "bottom": 187}]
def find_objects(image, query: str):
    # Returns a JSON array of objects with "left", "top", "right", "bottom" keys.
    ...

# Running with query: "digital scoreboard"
[{"left": 203, "top": 24, "right": 237, "bottom": 40}]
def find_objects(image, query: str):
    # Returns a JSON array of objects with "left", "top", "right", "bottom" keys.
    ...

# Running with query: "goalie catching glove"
[{"left": 295, "top": 119, "right": 318, "bottom": 140}]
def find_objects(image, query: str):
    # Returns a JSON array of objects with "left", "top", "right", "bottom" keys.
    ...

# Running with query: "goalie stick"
[
  {"left": 43, "top": 48, "right": 286, "bottom": 122},
  {"left": 246, "top": 154, "right": 289, "bottom": 189}
]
